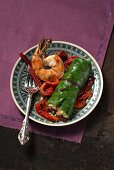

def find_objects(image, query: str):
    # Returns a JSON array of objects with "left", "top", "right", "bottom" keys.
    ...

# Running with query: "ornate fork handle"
[{"left": 18, "top": 93, "right": 32, "bottom": 145}]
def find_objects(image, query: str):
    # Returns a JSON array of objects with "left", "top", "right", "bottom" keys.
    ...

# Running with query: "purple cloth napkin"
[{"left": 0, "top": 0, "right": 113, "bottom": 143}]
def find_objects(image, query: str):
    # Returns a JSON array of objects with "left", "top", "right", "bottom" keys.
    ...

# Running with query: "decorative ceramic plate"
[{"left": 10, "top": 41, "right": 103, "bottom": 126}]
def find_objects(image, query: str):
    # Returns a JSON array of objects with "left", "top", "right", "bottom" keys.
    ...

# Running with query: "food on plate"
[
  {"left": 19, "top": 52, "right": 42, "bottom": 87},
  {"left": 19, "top": 38, "right": 95, "bottom": 122},
  {"left": 74, "top": 76, "right": 94, "bottom": 109},
  {"left": 31, "top": 40, "right": 64, "bottom": 81},
  {"left": 39, "top": 76, "right": 59, "bottom": 96},
  {"left": 35, "top": 99, "right": 59, "bottom": 122},
  {"left": 47, "top": 57, "right": 92, "bottom": 118}
]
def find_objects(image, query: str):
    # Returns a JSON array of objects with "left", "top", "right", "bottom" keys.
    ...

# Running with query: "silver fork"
[{"left": 18, "top": 73, "right": 38, "bottom": 145}]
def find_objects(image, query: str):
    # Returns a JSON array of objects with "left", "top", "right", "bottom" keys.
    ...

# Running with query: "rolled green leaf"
[{"left": 48, "top": 57, "right": 92, "bottom": 118}]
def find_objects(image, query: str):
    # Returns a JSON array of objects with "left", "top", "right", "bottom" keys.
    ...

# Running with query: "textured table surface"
[{"left": 0, "top": 28, "right": 114, "bottom": 170}]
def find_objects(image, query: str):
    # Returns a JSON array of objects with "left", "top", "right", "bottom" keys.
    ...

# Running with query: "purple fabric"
[{"left": 0, "top": 0, "right": 113, "bottom": 143}]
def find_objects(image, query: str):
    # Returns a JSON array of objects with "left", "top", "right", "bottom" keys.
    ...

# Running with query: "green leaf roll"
[{"left": 48, "top": 57, "right": 92, "bottom": 118}]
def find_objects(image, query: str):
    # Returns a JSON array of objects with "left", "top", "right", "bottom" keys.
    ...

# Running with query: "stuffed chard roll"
[{"left": 47, "top": 57, "right": 92, "bottom": 118}]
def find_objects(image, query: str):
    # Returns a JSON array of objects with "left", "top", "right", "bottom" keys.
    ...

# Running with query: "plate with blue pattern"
[{"left": 10, "top": 41, "right": 103, "bottom": 126}]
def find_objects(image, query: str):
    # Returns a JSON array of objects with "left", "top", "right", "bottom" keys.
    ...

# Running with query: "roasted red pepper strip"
[
  {"left": 19, "top": 52, "right": 32, "bottom": 66},
  {"left": 58, "top": 51, "right": 68, "bottom": 62},
  {"left": 64, "top": 56, "right": 79, "bottom": 70},
  {"left": 38, "top": 110, "right": 59, "bottom": 122},
  {"left": 78, "top": 90, "right": 93, "bottom": 100},
  {"left": 28, "top": 66, "right": 42, "bottom": 87},
  {"left": 74, "top": 100, "right": 86, "bottom": 109},
  {"left": 19, "top": 52, "right": 42, "bottom": 88},
  {"left": 35, "top": 99, "right": 48, "bottom": 110},
  {"left": 74, "top": 90, "right": 93, "bottom": 109},
  {"left": 74, "top": 76, "right": 95, "bottom": 109},
  {"left": 40, "top": 82, "right": 54, "bottom": 96},
  {"left": 65, "top": 56, "right": 79, "bottom": 65},
  {"left": 35, "top": 100, "right": 59, "bottom": 122},
  {"left": 79, "top": 76, "right": 95, "bottom": 96},
  {"left": 46, "top": 75, "right": 59, "bottom": 87},
  {"left": 84, "top": 76, "right": 95, "bottom": 92}
]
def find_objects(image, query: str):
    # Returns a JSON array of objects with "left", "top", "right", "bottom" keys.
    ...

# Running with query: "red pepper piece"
[
  {"left": 28, "top": 66, "right": 42, "bottom": 87},
  {"left": 74, "top": 100, "right": 86, "bottom": 109},
  {"left": 35, "top": 100, "right": 59, "bottom": 122},
  {"left": 74, "top": 77, "right": 95, "bottom": 109},
  {"left": 56, "top": 115, "right": 67, "bottom": 122},
  {"left": 78, "top": 90, "right": 93, "bottom": 100},
  {"left": 19, "top": 52, "right": 42, "bottom": 88},
  {"left": 46, "top": 75, "right": 59, "bottom": 87},
  {"left": 79, "top": 76, "right": 95, "bottom": 96},
  {"left": 65, "top": 56, "right": 79, "bottom": 65},
  {"left": 84, "top": 77, "right": 95, "bottom": 92},
  {"left": 19, "top": 52, "right": 31, "bottom": 66},
  {"left": 58, "top": 51, "right": 68, "bottom": 62},
  {"left": 38, "top": 110, "right": 59, "bottom": 122},
  {"left": 64, "top": 56, "right": 79, "bottom": 70},
  {"left": 74, "top": 90, "right": 93, "bottom": 109},
  {"left": 35, "top": 99, "right": 48, "bottom": 110},
  {"left": 40, "top": 82, "right": 54, "bottom": 96}
]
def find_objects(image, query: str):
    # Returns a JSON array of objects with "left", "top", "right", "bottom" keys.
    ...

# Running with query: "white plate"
[{"left": 10, "top": 41, "right": 103, "bottom": 126}]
